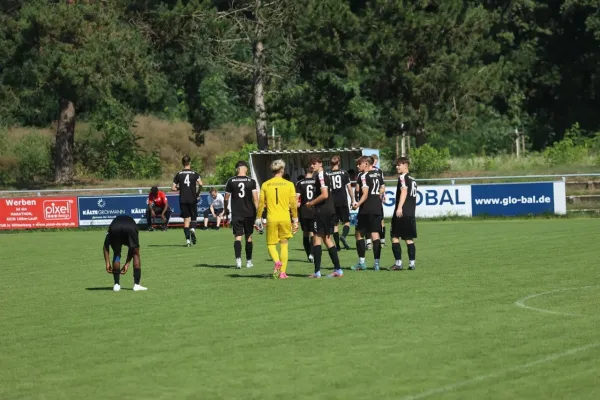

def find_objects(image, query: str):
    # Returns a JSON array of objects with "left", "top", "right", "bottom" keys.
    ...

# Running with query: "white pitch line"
[
  {"left": 400, "top": 343, "right": 600, "bottom": 400},
  {"left": 514, "top": 285, "right": 597, "bottom": 317}
]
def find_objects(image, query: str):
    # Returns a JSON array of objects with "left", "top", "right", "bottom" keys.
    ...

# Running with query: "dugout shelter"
[{"left": 249, "top": 147, "right": 381, "bottom": 186}]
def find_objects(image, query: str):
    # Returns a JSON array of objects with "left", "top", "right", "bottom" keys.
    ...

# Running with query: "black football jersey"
[
  {"left": 295, "top": 177, "right": 316, "bottom": 219},
  {"left": 173, "top": 169, "right": 201, "bottom": 203},
  {"left": 315, "top": 170, "right": 335, "bottom": 214},
  {"left": 359, "top": 170, "right": 384, "bottom": 215},
  {"left": 354, "top": 171, "right": 365, "bottom": 202},
  {"left": 327, "top": 169, "right": 351, "bottom": 206},
  {"left": 395, "top": 173, "right": 417, "bottom": 217},
  {"left": 225, "top": 176, "right": 257, "bottom": 218}
]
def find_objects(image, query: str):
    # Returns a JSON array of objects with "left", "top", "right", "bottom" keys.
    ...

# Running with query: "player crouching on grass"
[
  {"left": 224, "top": 161, "right": 259, "bottom": 269},
  {"left": 390, "top": 157, "right": 417, "bottom": 270},
  {"left": 103, "top": 215, "right": 147, "bottom": 292},
  {"left": 255, "top": 159, "right": 299, "bottom": 279}
]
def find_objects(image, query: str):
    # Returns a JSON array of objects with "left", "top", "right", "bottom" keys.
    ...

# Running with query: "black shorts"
[
  {"left": 231, "top": 216, "right": 254, "bottom": 236},
  {"left": 105, "top": 215, "right": 139, "bottom": 257},
  {"left": 180, "top": 202, "right": 198, "bottom": 220},
  {"left": 357, "top": 214, "right": 383, "bottom": 234},
  {"left": 204, "top": 208, "right": 224, "bottom": 218},
  {"left": 334, "top": 205, "right": 350, "bottom": 224},
  {"left": 300, "top": 217, "right": 314, "bottom": 232},
  {"left": 312, "top": 211, "right": 335, "bottom": 235},
  {"left": 391, "top": 216, "right": 417, "bottom": 240}
]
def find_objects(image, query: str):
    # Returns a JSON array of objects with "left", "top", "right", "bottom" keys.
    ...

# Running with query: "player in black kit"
[
  {"left": 390, "top": 157, "right": 418, "bottom": 270},
  {"left": 224, "top": 161, "right": 259, "bottom": 269},
  {"left": 352, "top": 156, "right": 384, "bottom": 270},
  {"left": 172, "top": 156, "right": 203, "bottom": 247},
  {"left": 328, "top": 155, "right": 353, "bottom": 251},
  {"left": 366, "top": 153, "right": 386, "bottom": 249},
  {"left": 296, "top": 166, "right": 316, "bottom": 262},
  {"left": 306, "top": 157, "right": 343, "bottom": 278},
  {"left": 103, "top": 215, "right": 147, "bottom": 292}
]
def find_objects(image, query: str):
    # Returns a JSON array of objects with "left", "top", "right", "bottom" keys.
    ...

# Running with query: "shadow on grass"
[
  {"left": 194, "top": 263, "right": 234, "bottom": 269},
  {"left": 85, "top": 287, "right": 132, "bottom": 291},
  {"left": 227, "top": 273, "right": 308, "bottom": 279},
  {"left": 148, "top": 244, "right": 189, "bottom": 248}
]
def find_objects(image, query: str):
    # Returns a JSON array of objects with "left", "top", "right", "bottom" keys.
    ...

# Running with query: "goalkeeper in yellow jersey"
[{"left": 256, "top": 159, "right": 299, "bottom": 279}]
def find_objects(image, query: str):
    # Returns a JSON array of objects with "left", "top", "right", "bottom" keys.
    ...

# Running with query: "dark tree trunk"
[
  {"left": 54, "top": 99, "right": 76, "bottom": 184},
  {"left": 415, "top": 127, "right": 427, "bottom": 147}
]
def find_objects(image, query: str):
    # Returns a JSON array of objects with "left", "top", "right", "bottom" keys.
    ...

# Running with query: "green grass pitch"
[{"left": 0, "top": 218, "right": 598, "bottom": 400}]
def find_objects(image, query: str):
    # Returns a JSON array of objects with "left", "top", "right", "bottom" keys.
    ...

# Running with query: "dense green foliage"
[{"left": 2, "top": 0, "right": 600, "bottom": 183}]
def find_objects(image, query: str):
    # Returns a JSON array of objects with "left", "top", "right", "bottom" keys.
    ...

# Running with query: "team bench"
[{"left": 150, "top": 211, "right": 229, "bottom": 229}]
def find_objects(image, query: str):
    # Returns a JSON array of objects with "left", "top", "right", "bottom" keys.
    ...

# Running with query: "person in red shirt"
[{"left": 146, "top": 186, "right": 171, "bottom": 231}]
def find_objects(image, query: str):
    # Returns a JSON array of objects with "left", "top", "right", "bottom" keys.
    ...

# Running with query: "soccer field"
[{"left": 1, "top": 218, "right": 598, "bottom": 400}]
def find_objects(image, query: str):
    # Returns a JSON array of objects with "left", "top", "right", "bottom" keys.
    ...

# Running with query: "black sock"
[
  {"left": 303, "top": 236, "right": 311, "bottom": 257},
  {"left": 328, "top": 246, "right": 341, "bottom": 270},
  {"left": 342, "top": 225, "right": 350, "bottom": 237},
  {"left": 381, "top": 227, "right": 386, "bottom": 240},
  {"left": 245, "top": 240, "right": 253, "bottom": 260},
  {"left": 392, "top": 242, "right": 402, "bottom": 262},
  {"left": 113, "top": 268, "right": 120, "bottom": 285},
  {"left": 184, "top": 227, "right": 190, "bottom": 240},
  {"left": 312, "top": 245, "right": 322, "bottom": 274},
  {"left": 234, "top": 240, "right": 242, "bottom": 259},
  {"left": 134, "top": 268, "right": 141, "bottom": 285},
  {"left": 356, "top": 239, "right": 366, "bottom": 258},
  {"left": 333, "top": 232, "right": 340, "bottom": 248},
  {"left": 191, "top": 221, "right": 197, "bottom": 230},
  {"left": 373, "top": 239, "right": 381, "bottom": 259},
  {"left": 407, "top": 243, "right": 416, "bottom": 262}
]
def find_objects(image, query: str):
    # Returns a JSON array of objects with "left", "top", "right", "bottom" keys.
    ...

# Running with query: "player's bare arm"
[
  {"left": 397, "top": 187, "right": 407, "bottom": 218},
  {"left": 103, "top": 238, "right": 112, "bottom": 273},
  {"left": 223, "top": 192, "right": 230, "bottom": 216},
  {"left": 171, "top": 182, "right": 178, "bottom": 192},
  {"left": 289, "top": 185, "right": 299, "bottom": 233},
  {"left": 197, "top": 178, "right": 203, "bottom": 199},
  {"left": 252, "top": 188, "right": 259, "bottom": 210},
  {"left": 353, "top": 186, "right": 369, "bottom": 209},
  {"left": 346, "top": 183, "right": 355, "bottom": 206}
]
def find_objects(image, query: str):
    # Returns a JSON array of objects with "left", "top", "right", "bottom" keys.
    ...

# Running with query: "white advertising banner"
[{"left": 382, "top": 184, "right": 473, "bottom": 218}]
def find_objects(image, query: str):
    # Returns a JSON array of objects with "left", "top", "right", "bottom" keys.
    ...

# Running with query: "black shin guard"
[
  {"left": 356, "top": 239, "right": 366, "bottom": 258},
  {"left": 373, "top": 239, "right": 381, "bottom": 259},
  {"left": 234, "top": 240, "right": 242, "bottom": 259},
  {"left": 184, "top": 227, "right": 190, "bottom": 240},
  {"left": 381, "top": 226, "right": 386, "bottom": 240},
  {"left": 134, "top": 268, "right": 141, "bottom": 285},
  {"left": 312, "top": 245, "right": 322, "bottom": 273},
  {"left": 342, "top": 225, "right": 350, "bottom": 237},
  {"left": 333, "top": 232, "right": 340, "bottom": 248},
  {"left": 392, "top": 242, "right": 402, "bottom": 261},
  {"left": 328, "top": 246, "right": 341, "bottom": 270},
  {"left": 407, "top": 243, "right": 416, "bottom": 261},
  {"left": 113, "top": 268, "right": 121, "bottom": 285},
  {"left": 245, "top": 239, "right": 253, "bottom": 260},
  {"left": 303, "top": 236, "right": 311, "bottom": 257}
]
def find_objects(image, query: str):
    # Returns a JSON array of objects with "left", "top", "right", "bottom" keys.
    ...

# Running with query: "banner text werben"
[{"left": 0, "top": 196, "right": 79, "bottom": 230}]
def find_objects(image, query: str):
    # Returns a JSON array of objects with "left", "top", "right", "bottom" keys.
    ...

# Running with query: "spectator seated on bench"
[
  {"left": 202, "top": 188, "right": 226, "bottom": 230},
  {"left": 146, "top": 186, "right": 172, "bottom": 231}
]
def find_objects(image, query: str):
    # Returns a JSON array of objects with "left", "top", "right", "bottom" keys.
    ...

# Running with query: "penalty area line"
[{"left": 400, "top": 343, "right": 599, "bottom": 400}]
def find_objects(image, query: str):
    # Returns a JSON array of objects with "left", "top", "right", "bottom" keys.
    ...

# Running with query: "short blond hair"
[{"left": 271, "top": 159, "right": 286, "bottom": 174}]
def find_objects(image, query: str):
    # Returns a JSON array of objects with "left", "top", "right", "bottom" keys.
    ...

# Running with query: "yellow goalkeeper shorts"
[{"left": 266, "top": 221, "right": 293, "bottom": 245}]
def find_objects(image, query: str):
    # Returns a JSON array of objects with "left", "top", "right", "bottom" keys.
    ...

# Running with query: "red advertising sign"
[{"left": 0, "top": 197, "right": 79, "bottom": 230}]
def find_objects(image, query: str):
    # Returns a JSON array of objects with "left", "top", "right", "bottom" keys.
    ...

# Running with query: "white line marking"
[
  {"left": 514, "top": 285, "right": 597, "bottom": 317},
  {"left": 400, "top": 343, "right": 599, "bottom": 400}
]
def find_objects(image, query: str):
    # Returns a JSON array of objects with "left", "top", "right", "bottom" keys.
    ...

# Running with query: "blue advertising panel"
[
  {"left": 471, "top": 182, "right": 555, "bottom": 216},
  {"left": 78, "top": 193, "right": 215, "bottom": 226}
]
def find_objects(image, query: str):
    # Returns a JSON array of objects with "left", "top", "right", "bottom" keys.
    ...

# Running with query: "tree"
[{"left": 1, "top": 0, "right": 163, "bottom": 183}]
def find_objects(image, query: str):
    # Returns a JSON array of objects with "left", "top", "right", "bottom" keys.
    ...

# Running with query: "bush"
[
  {"left": 213, "top": 143, "right": 259, "bottom": 185},
  {"left": 410, "top": 144, "right": 450, "bottom": 177},
  {"left": 543, "top": 124, "right": 589, "bottom": 166},
  {"left": 12, "top": 132, "right": 53, "bottom": 184}
]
